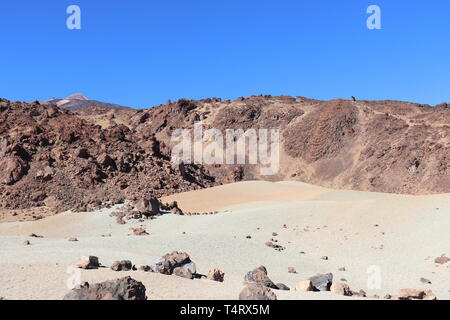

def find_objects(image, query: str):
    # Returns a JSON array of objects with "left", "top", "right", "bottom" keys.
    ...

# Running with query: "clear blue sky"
[{"left": 1, "top": 0, "right": 449, "bottom": 108}]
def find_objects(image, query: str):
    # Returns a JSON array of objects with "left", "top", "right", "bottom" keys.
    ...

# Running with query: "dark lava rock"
[{"left": 63, "top": 276, "right": 147, "bottom": 300}]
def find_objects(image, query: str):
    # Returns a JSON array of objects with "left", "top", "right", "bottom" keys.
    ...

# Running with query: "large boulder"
[
  {"left": 244, "top": 266, "right": 278, "bottom": 289},
  {"left": 295, "top": 280, "right": 314, "bottom": 292},
  {"left": 309, "top": 273, "right": 333, "bottom": 291},
  {"left": 239, "top": 284, "right": 277, "bottom": 300},
  {"left": 397, "top": 289, "right": 437, "bottom": 300},
  {"left": 134, "top": 198, "right": 160, "bottom": 216},
  {"left": 75, "top": 256, "right": 100, "bottom": 269},
  {"left": 0, "top": 156, "right": 29, "bottom": 185},
  {"left": 149, "top": 251, "right": 196, "bottom": 276},
  {"left": 63, "top": 276, "right": 147, "bottom": 300},
  {"left": 330, "top": 282, "right": 351, "bottom": 296},
  {"left": 275, "top": 283, "right": 290, "bottom": 291},
  {"left": 111, "top": 260, "right": 132, "bottom": 271}
]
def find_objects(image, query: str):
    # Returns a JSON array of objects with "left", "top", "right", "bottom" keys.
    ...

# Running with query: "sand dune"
[{"left": 1, "top": 181, "right": 449, "bottom": 300}]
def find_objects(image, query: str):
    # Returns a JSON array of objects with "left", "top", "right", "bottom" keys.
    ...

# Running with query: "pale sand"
[{"left": 0, "top": 181, "right": 449, "bottom": 300}]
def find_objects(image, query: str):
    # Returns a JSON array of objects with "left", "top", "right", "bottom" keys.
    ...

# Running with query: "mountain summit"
[
  {"left": 43, "top": 94, "right": 130, "bottom": 111},
  {"left": 65, "top": 93, "right": 89, "bottom": 101}
]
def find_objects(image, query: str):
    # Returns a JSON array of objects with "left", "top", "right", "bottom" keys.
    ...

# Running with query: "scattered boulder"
[
  {"left": 149, "top": 251, "right": 195, "bottom": 276},
  {"left": 265, "top": 241, "right": 285, "bottom": 251},
  {"left": 132, "top": 228, "right": 149, "bottom": 236},
  {"left": 68, "top": 237, "right": 78, "bottom": 242},
  {"left": 63, "top": 276, "right": 147, "bottom": 300},
  {"left": 265, "top": 241, "right": 273, "bottom": 247},
  {"left": 434, "top": 254, "right": 449, "bottom": 265},
  {"left": 134, "top": 198, "right": 160, "bottom": 216},
  {"left": 23, "top": 240, "right": 31, "bottom": 246},
  {"left": 76, "top": 256, "right": 100, "bottom": 269},
  {"left": 288, "top": 267, "right": 297, "bottom": 274},
  {"left": 239, "top": 284, "right": 277, "bottom": 300},
  {"left": 330, "top": 282, "right": 351, "bottom": 296},
  {"left": 244, "top": 266, "right": 278, "bottom": 289},
  {"left": 111, "top": 260, "right": 132, "bottom": 271},
  {"left": 321, "top": 256, "right": 329, "bottom": 260},
  {"left": 207, "top": 269, "right": 225, "bottom": 282},
  {"left": 295, "top": 280, "right": 314, "bottom": 292},
  {"left": 275, "top": 283, "right": 290, "bottom": 291},
  {"left": 309, "top": 273, "right": 333, "bottom": 291},
  {"left": 397, "top": 289, "right": 436, "bottom": 300},
  {"left": 423, "top": 290, "right": 437, "bottom": 300},
  {"left": 420, "top": 277, "right": 432, "bottom": 284},
  {"left": 351, "top": 289, "right": 367, "bottom": 297},
  {"left": 133, "top": 265, "right": 151, "bottom": 272},
  {"left": 397, "top": 289, "right": 426, "bottom": 300}
]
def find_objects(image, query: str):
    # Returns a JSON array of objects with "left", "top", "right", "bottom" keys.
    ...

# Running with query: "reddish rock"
[
  {"left": 111, "top": 260, "right": 132, "bottom": 271},
  {"left": 239, "top": 284, "right": 277, "bottom": 300},
  {"left": 330, "top": 282, "right": 351, "bottom": 296},
  {"left": 207, "top": 269, "right": 225, "bottom": 282},
  {"left": 434, "top": 254, "right": 450, "bottom": 265},
  {"left": 0, "top": 156, "right": 29, "bottom": 185}
]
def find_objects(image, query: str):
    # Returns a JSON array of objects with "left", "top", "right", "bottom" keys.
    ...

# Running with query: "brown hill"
[
  {"left": 127, "top": 96, "right": 450, "bottom": 195},
  {"left": 0, "top": 95, "right": 449, "bottom": 219},
  {"left": 0, "top": 99, "right": 215, "bottom": 217}
]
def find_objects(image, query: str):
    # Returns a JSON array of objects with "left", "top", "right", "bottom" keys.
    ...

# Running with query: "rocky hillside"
[
  {"left": 0, "top": 99, "right": 216, "bottom": 215},
  {"left": 126, "top": 96, "right": 449, "bottom": 195},
  {"left": 1, "top": 95, "right": 449, "bottom": 217},
  {"left": 43, "top": 94, "right": 130, "bottom": 111}
]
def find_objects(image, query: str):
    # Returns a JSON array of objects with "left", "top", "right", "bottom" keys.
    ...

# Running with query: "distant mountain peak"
[
  {"left": 42, "top": 94, "right": 130, "bottom": 111},
  {"left": 66, "top": 93, "right": 89, "bottom": 101}
]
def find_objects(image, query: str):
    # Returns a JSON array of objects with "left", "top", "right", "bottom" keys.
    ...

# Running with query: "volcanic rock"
[
  {"left": 244, "top": 266, "right": 278, "bottom": 289},
  {"left": 309, "top": 273, "right": 333, "bottom": 291},
  {"left": 295, "top": 280, "right": 314, "bottom": 292},
  {"left": 330, "top": 282, "right": 351, "bottom": 296},
  {"left": 239, "top": 284, "right": 277, "bottom": 300},
  {"left": 63, "top": 276, "right": 146, "bottom": 300},
  {"left": 76, "top": 256, "right": 100, "bottom": 269},
  {"left": 149, "top": 251, "right": 194, "bottom": 275},
  {"left": 173, "top": 267, "right": 193, "bottom": 279},
  {"left": 206, "top": 269, "right": 225, "bottom": 282},
  {"left": 275, "top": 283, "right": 290, "bottom": 291},
  {"left": 111, "top": 260, "right": 132, "bottom": 271},
  {"left": 434, "top": 254, "right": 450, "bottom": 264}
]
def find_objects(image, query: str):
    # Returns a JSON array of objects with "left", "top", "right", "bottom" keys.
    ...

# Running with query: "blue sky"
[{"left": 1, "top": 0, "right": 449, "bottom": 108}]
